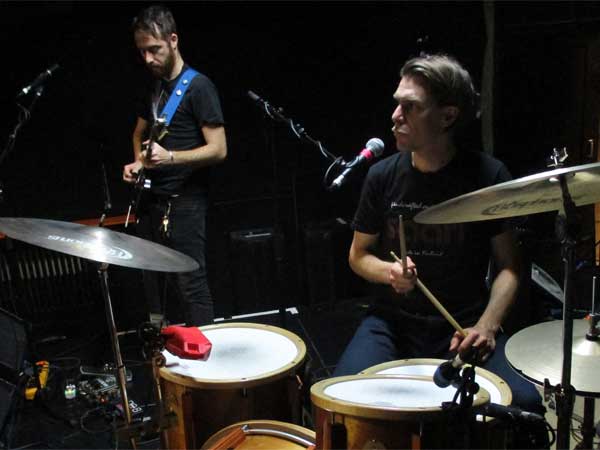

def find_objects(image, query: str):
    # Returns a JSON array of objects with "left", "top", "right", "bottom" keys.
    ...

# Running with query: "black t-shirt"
[
  {"left": 352, "top": 150, "right": 512, "bottom": 321},
  {"left": 138, "top": 65, "right": 225, "bottom": 195}
]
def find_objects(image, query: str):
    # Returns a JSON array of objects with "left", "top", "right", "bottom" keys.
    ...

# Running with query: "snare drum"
[
  {"left": 311, "top": 374, "right": 490, "bottom": 449},
  {"left": 159, "top": 323, "right": 307, "bottom": 449},
  {"left": 201, "top": 420, "right": 315, "bottom": 450},
  {"left": 361, "top": 358, "right": 513, "bottom": 448}
]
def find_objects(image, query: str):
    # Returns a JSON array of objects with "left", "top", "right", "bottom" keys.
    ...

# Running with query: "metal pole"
[{"left": 98, "top": 263, "right": 137, "bottom": 449}]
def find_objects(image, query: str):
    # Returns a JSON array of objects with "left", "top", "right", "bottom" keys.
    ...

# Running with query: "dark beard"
[{"left": 151, "top": 47, "right": 175, "bottom": 79}]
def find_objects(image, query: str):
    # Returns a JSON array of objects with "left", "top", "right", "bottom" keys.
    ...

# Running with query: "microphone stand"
[
  {"left": 247, "top": 91, "right": 342, "bottom": 321},
  {"left": 442, "top": 364, "right": 479, "bottom": 449},
  {"left": 98, "top": 144, "right": 112, "bottom": 228},
  {"left": 0, "top": 86, "right": 46, "bottom": 203},
  {"left": 247, "top": 91, "right": 344, "bottom": 191}
]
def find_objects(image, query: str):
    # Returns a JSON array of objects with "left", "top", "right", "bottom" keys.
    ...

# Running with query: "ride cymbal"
[{"left": 414, "top": 161, "right": 600, "bottom": 224}]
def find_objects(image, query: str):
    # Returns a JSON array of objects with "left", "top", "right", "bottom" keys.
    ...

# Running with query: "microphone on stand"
[
  {"left": 330, "top": 138, "right": 384, "bottom": 189},
  {"left": 17, "top": 64, "right": 61, "bottom": 98},
  {"left": 434, "top": 347, "right": 479, "bottom": 388},
  {"left": 247, "top": 90, "right": 262, "bottom": 103},
  {"left": 433, "top": 354, "right": 469, "bottom": 388}
]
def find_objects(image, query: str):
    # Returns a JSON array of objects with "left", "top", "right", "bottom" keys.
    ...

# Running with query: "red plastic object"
[{"left": 161, "top": 326, "right": 212, "bottom": 360}]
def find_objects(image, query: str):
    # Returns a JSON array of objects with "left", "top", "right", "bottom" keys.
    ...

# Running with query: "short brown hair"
[
  {"left": 401, "top": 54, "right": 478, "bottom": 131},
  {"left": 132, "top": 5, "right": 177, "bottom": 41}
]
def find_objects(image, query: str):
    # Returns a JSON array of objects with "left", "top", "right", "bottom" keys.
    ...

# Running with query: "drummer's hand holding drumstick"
[
  {"left": 389, "top": 256, "right": 417, "bottom": 293},
  {"left": 389, "top": 249, "right": 493, "bottom": 362},
  {"left": 392, "top": 215, "right": 493, "bottom": 362},
  {"left": 450, "top": 325, "right": 495, "bottom": 363}
]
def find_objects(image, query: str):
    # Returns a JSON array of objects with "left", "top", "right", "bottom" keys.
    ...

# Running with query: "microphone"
[
  {"left": 17, "top": 64, "right": 60, "bottom": 98},
  {"left": 161, "top": 325, "right": 212, "bottom": 360},
  {"left": 247, "top": 90, "right": 261, "bottom": 103},
  {"left": 433, "top": 354, "right": 468, "bottom": 388},
  {"left": 330, "top": 137, "right": 384, "bottom": 189},
  {"left": 475, "top": 403, "right": 546, "bottom": 423}
]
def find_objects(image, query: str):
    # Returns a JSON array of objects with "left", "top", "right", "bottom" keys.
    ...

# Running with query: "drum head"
[
  {"left": 310, "top": 374, "right": 490, "bottom": 421},
  {"left": 201, "top": 420, "right": 315, "bottom": 450},
  {"left": 361, "top": 358, "right": 512, "bottom": 408},
  {"left": 159, "top": 322, "right": 306, "bottom": 388}
]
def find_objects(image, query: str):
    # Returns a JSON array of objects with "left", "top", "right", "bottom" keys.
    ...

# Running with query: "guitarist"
[{"left": 123, "top": 5, "right": 227, "bottom": 327}]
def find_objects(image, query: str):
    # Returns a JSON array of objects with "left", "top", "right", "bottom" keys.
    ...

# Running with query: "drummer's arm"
[
  {"left": 451, "top": 230, "right": 520, "bottom": 356},
  {"left": 479, "top": 230, "right": 521, "bottom": 334},
  {"left": 349, "top": 231, "right": 416, "bottom": 293}
]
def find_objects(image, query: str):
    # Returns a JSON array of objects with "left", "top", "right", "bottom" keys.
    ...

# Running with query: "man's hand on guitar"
[
  {"left": 123, "top": 161, "right": 143, "bottom": 184},
  {"left": 141, "top": 141, "right": 172, "bottom": 168}
]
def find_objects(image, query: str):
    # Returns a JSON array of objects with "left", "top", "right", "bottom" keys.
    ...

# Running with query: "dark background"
[{"left": 1, "top": 1, "right": 600, "bottom": 334}]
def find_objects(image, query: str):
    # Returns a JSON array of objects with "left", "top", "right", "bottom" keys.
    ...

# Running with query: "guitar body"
[
  {"left": 134, "top": 116, "right": 168, "bottom": 191},
  {"left": 126, "top": 116, "right": 168, "bottom": 227}
]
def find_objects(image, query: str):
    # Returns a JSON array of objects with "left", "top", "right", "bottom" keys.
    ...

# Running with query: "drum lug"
[{"left": 296, "top": 374, "right": 304, "bottom": 390}]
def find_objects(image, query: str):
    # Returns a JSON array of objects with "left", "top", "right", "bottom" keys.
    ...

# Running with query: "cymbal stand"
[
  {"left": 554, "top": 173, "right": 580, "bottom": 450},
  {"left": 97, "top": 262, "right": 137, "bottom": 449}
]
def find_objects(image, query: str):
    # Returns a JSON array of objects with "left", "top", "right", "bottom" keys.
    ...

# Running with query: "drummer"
[{"left": 334, "top": 53, "right": 548, "bottom": 447}]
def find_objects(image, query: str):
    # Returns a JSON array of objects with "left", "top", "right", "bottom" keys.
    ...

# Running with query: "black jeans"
[{"left": 136, "top": 192, "right": 213, "bottom": 326}]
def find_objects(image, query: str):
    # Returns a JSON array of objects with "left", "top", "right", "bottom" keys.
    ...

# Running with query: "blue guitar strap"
[{"left": 159, "top": 67, "right": 199, "bottom": 126}]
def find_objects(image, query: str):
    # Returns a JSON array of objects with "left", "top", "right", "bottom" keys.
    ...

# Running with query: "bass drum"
[{"left": 201, "top": 420, "right": 315, "bottom": 450}]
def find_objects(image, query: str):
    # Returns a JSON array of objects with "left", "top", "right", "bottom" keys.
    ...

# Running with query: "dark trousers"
[
  {"left": 136, "top": 192, "right": 213, "bottom": 326},
  {"left": 333, "top": 312, "right": 545, "bottom": 415}
]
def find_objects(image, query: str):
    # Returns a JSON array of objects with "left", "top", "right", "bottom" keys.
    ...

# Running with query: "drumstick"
[
  {"left": 398, "top": 215, "right": 409, "bottom": 276},
  {"left": 390, "top": 250, "right": 467, "bottom": 338}
]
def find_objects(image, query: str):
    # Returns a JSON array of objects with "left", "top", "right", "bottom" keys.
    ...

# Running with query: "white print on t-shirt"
[
  {"left": 386, "top": 201, "right": 466, "bottom": 257},
  {"left": 391, "top": 201, "right": 426, "bottom": 212}
]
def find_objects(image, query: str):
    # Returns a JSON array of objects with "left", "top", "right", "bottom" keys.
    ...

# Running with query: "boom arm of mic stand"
[
  {"left": 0, "top": 87, "right": 45, "bottom": 169},
  {"left": 247, "top": 91, "right": 337, "bottom": 162}
]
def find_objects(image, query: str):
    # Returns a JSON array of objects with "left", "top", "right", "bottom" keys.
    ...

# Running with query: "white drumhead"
[
  {"left": 323, "top": 377, "right": 458, "bottom": 409},
  {"left": 162, "top": 324, "right": 302, "bottom": 381},
  {"left": 374, "top": 364, "right": 504, "bottom": 406}
]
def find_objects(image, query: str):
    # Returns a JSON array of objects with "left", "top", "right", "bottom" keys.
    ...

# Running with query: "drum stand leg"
[
  {"left": 577, "top": 398, "right": 596, "bottom": 450},
  {"left": 98, "top": 263, "right": 137, "bottom": 449}
]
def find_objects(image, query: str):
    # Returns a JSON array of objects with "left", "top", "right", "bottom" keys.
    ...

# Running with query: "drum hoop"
[
  {"left": 361, "top": 358, "right": 513, "bottom": 406},
  {"left": 201, "top": 420, "right": 316, "bottom": 450},
  {"left": 310, "top": 374, "right": 490, "bottom": 421},
  {"left": 159, "top": 322, "right": 307, "bottom": 389}
]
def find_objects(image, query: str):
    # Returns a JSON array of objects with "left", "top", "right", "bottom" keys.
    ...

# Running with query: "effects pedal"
[
  {"left": 78, "top": 376, "right": 120, "bottom": 404},
  {"left": 80, "top": 363, "right": 133, "bottom": 382}
]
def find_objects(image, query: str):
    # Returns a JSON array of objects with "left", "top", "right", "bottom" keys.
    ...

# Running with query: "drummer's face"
[{"left": 391, "top": 76, "right": 447, "bottom": 153}]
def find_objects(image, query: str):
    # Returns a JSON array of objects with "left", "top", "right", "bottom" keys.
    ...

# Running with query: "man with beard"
[
  {"left": 333, "top": 54, "right": 549, "bottom": 448},
  {"left": 123, "top": 5, "right": 226, "bottom": 326}
]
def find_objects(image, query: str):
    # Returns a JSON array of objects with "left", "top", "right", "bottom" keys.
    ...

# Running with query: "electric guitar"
[{"left": 125, "top": 115, "right": 168, "bottom": 228}]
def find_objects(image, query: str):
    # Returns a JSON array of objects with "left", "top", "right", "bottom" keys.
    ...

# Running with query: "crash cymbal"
[
  {"left": 414, "top": 161, "right": 600, "bottom": 224},
  {"left": 0, "top": 217, "right": 198, "bottom": 272},
  {"left": 505, "top": 319, "right": 600, "bottom": 397}
]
